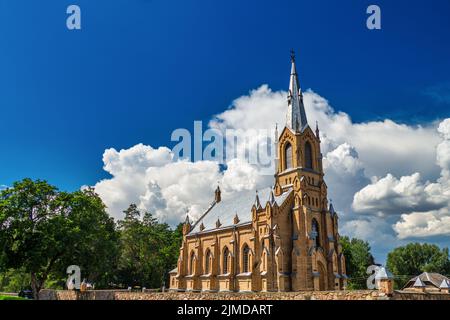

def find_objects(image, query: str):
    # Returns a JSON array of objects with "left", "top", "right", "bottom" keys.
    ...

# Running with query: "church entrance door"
[{"left": 318, "top": 262, "right": 327, "bottom": 291}]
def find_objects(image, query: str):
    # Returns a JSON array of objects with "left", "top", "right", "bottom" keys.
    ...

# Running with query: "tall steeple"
[
  {"left": 274, "top": 123, "right": 279, "bottom": 172},
  {"left": 286, "top": 50, "right": 308, "bottom": 132}
]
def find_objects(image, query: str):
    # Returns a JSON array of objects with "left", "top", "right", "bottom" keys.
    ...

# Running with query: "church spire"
[
  {"left": 274, "top": 123, "right": 279, "bottom": 172},
  {"left": 286, "top": 50, "right": 308, "bottom": 132}
]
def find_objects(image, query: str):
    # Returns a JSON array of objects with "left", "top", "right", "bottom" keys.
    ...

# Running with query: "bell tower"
[
  {"left": 273, "top": 51, "right": 339, "bottom": 291},
  {"left": 274, "top": 50, "right": 325, "bottom": 198}
]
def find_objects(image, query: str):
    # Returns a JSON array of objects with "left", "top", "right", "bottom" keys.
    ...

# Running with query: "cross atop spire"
[
  {"left": 290, "top": 48, "right": 296, "bottom": 63},
  {"left": 286, "top": 50, "right": 308, "bottom": 132}
]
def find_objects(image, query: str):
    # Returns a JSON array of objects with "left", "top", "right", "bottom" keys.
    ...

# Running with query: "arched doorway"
[{"left": 318, "top": 261, "right": 327, "bottom": 291}]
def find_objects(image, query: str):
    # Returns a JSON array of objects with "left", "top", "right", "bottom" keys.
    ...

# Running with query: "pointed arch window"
[
  {"left": 189, "top": 251, "right": 196, "bottom": 275},
  {"left": 262, "top": 251, "right": 266, "bottom": 271},
  {"left": 205, "top": 249, "right": 211, "bottom": 274},
  {"left": 284, "top": 142, "right": 293, "bottom": 170},
  {"left": 305, "top": 141, "right": 313, "bottom": 169},
  {"left": 311, "top": 219, "right": 320, "bottom": 248},
  {"left": 242, "top": 245, "right": 250, "bottom": 273},
  {"left": 222, "top": 247, "right": 229, "bottom": 274}
]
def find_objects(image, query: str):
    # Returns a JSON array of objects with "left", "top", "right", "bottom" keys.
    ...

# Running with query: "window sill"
[{"left": 236, "top": 272, "right": 252, "bottom": 278}]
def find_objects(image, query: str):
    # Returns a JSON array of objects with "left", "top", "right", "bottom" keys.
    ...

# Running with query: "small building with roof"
[{"left": 403, "top": 272, "right": 450, "bottom": 293}]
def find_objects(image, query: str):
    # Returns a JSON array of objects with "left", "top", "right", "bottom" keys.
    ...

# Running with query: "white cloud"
[
  {"left": 95, "top": 146, "right": 223, "bottom": 225},
  {"left": 322, "top": 143, "right": 369, "bottom": 216},
  {"left": 324, "top": 143, "right": 364, "bottom": 176},
  {"left": 390, "top": 119, "right": 450, "bottom": 239},
  {"left": 221, "top": 158, "right": 260, "bottom": 193},
  {"left": 351, "top": 117, "right": 449, "bottom": 239},
  {"left": 394, "top": 208, "right": 450, "bottom": 239},
  {"left": 352, "top": 173, "right": 446, "bottom": 216}
]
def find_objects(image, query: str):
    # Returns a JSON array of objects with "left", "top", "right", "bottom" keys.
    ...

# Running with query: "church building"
[{"left": 169, "top": 53, "right": 347, "bottom": 292}]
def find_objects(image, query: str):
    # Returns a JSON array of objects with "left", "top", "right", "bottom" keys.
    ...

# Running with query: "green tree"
[
  {"left": 0, "top": 268, "right": 30, "bottom": 293},
  {"left": 117, "top": 204, "right": 182, "bottom": 289},
  {"left": 0, "top": 179, "right": 119, "bottom": 298},
  {"left": 387, "top": 243, "right": 450, "bottom": 288},
  {"left": 340, "top": 236, "right": 375, "bottom": 289}
]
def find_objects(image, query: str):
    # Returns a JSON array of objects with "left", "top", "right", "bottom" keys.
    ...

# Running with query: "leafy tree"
[
  {"left": 387, "top": 243, "right": 450, "bottom": 288},
  {"left": 0, "top": 179, "right": 119, "bottom": 298},
  {"left": 340, "top": 236, "right": 375, "bottom": 289},
  {"left": 0, "top": 268, "right": 30, "bottom": 293},
  {"left": 116, "top": 204, "right": 182, "bottom": 289}
]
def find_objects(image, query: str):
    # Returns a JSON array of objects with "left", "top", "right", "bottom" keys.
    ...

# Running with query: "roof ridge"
[{"left": 188, "top": 186, "right": 293, "bottom": 234}]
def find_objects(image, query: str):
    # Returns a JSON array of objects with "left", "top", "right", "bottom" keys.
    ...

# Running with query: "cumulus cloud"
[
  {"left": 352, "top": 173, "right": 446, "bottom": 216},
  {"left": 391, "top": 119, "right": 450, "bottom": 238},
  {"left": 351, "top": 117, "right": 449, "bottom": 239},
  {"left": 394, "top": 208, "right": 450, "bottom": 239},
  {"left": 322, "top": 143, "right": 369, "bottom": 215},
  {"left": 95, "top": 145, "right": 223, "bottom": 225}
]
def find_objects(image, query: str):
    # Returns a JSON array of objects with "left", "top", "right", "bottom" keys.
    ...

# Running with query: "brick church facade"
[{"left": 169, "top": 53, "right": 347, "bottom": 292}]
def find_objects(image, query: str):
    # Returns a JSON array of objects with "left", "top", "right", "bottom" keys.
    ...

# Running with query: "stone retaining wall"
[
  {"left": 392, "top": 290, "right": 450, "bottom": 300},
  {"left": 39, "top": 289, "right": 387, "bottom": 300},
  {"left": 39, "top": 289, "right": 128, "bottom": 301},
  {"left": 38, "top": 289, "right": 450, "bottom": 300}
]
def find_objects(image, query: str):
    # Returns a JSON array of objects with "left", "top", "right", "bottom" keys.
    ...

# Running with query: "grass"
[{"left": 0, "top": 295, "right": 28, "bottom": 300}]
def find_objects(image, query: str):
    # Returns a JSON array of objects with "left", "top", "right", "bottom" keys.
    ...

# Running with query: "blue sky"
[
  {"left": 1, "top": 1, "right": 450, "bottom": 263},
  {"left": 1, "top": 0, "right": 449, "bottom": 191}
]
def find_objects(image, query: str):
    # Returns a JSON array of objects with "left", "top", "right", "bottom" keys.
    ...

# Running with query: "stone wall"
[
  {"left": 38, "top": 289, "right": 450, "bottom": 300},
  {"left": 392, "top": 290, "right": 450, "bottom": 300},
  {"left": 117, "top": 290, "right": 387, "bottom": 300},
  {"left": 39, "top": 289, "right": 129, "bottom": 301},
  {"left": 39, "top": 289, "right": 387, "bottom": 300}
]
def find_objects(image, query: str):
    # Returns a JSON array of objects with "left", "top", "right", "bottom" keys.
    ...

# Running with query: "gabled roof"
[
  {"left": 413, "top": 277, "right": 426, "bottom": 288},
  {"left": 169, "top": 267, "right": 178, "bottom": 274},
  {"left": 189, "top": 187, "right": 292, "bottom": 234},
  {"left": 404, "top": 272, "right": 450, "bottom": 289},
  {"left": 440, "top": 279, "right": 450, "bottom": 289}
]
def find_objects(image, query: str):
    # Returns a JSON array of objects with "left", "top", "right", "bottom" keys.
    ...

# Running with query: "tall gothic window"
[
  {"left": 242, "top": 245, "right": 250, "bottom": 273},
  {"left": 305, "top": 141, "right": 313, "bottom": 169},
  {"left": 205, "top": 249, "right": 211, "bottom": 274},
  {"left": 189, "top": 252, "right": 195, "bottom": 275},
  {"left": 223, "top": 247, "right": 229, "bottom": 274},
  {"left": 284, "top": 143, "right": 293, "bottom": 170},
  {"left": 311, "top": 219, "right": 320, "bottom": 248}
]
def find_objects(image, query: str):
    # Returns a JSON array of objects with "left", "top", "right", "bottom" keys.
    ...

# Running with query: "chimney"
[{"left": 375, "top": 266, "right": 394, "bottom": 296}]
